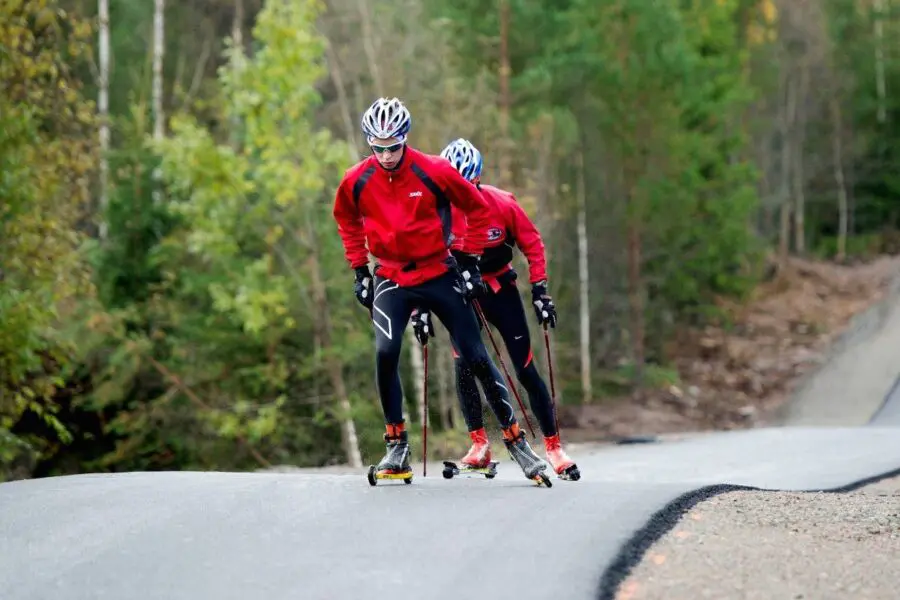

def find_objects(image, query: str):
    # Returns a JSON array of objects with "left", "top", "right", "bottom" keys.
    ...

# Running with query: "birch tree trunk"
[
  {"left": 532, "top": 116, "right": 562, "bottom": 402},
  {"left": 874, "top": 0, "right": 887, "bottom": 124},
  {"left": 152, "top": 0, "right": 165, "bottom": 209},
  {"left": 778, "top": 70, "right": 796, "bottom": 259},
  {"left": 152, "top": 0, "right": 165, "bottom": 141},
  {"left": 357, "top": 0, "right": 383, "bottom": 96},
  {"left": 307, "top": 235, "right": 363, "bottom": 468},
  {"left": 407, "top": 328, "right": 427, "bottom": 427},
  {"left": 98, "top": 0, "right": 110, "bottom": 240},
  {"left": 498, "top": 0, "right": 512, "bottom": 186},
  {"left": 230, "top": 0, "right": 244, "bottom": 150},
  {"left": 232, "top": 0, "right": 243, "bottom": 52},
  {"left": 576, "top": 150, "right": 592, "bottom": 404},
  {"left": 830, "top": 96, "right": 849, "bottom": 262},
  {"left": 436, "top": 336, "right": 454, "bottom": 430},
  {"left": 324, "top": 39, "right": 361, "bottom": 161},
  {"left": 626, "top": 191, "right": 645, "bottom": 385},
  {"left": 792, "top": 64, "right": 808, "bottom": 255}
]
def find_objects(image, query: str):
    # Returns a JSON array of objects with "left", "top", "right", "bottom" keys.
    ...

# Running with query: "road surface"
[{"left": 2, "top": 422, "right": 899, "bottom": 600}]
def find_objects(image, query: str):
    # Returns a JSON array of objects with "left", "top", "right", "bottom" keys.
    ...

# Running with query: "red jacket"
[
  {"left": 333, "top": 147, "right": 490, "bottom": 287},
  {"left": 474, "top": 183, "right": 548, "bottom": 292}
]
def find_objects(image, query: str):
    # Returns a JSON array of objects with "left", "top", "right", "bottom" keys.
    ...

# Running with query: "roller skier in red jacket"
[
  {"left": 411, "top": 138, "right": 580, "bottom": 481},
  {"left": 332, "top": 98, "right": 548, "bottom": 482}
]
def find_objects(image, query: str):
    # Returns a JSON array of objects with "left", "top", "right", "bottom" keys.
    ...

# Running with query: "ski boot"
[
  {"left": 544, "top": 433, "right": 581, "bottom": 481},
  {"left": 367, "top": 425, "right": 413, "bottom": 486},
  {"left": 442, "top": 428, "right": 498, "bottom": 480},
  {"left": 502, "top": 422, "right": 552, "bottom": 487}
]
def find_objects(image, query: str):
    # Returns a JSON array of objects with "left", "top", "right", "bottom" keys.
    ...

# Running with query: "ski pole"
[
  {"left": 422, "top": 342, "right": 428, "bottom": 477},
  {"left": 543, "top": 323, "right": 561, "bottom": 442},
  {"left": 472, "top": 299, "right": 536, "bottom": 439}
]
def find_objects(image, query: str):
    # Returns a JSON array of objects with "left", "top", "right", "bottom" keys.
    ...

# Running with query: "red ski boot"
[
  {"left": 544, "top": 434, "right": 581, "bottom": 481},
  {"left": 442, "top": 427, "right": 498, "bottom": 480},
  {"left": 461, "top": 427, "right": 492, "bottom": 468}
]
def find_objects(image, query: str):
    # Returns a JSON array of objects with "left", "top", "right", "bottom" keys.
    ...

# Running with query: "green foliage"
[
  {"left": 533, "top": 0, "right": 763, "bottom": 350},
  {"left": 816, "top": 0, "right": 900, "bottom": 242},
  {"left": 92, "top": 105, "right": 177, "bottom": 308},
  {"left": 644, "top": 0, "right": 764, "bottom": 322},
  {"left": 61, "top": 0, "right": 371, "bottom": 474},
  {"left": 0, "top": 0, "right": 96, "bottom": 479}
]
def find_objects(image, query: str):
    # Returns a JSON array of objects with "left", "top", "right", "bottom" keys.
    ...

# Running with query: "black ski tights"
[
  {"left": 453, "top": 280, "right": 557, "bottom": 436},
  {"left": 372, "top": 270, "right": 515, "bottom": 428}
]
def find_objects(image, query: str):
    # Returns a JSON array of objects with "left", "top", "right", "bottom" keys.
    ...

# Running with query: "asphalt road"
[
  {"left": 869, "top": 375, "right": 900, "bottom": 426},
  {"left": 779, "top": 272, "right": 900, "bottom": 428},
  {"left": 2, "top": 425, "right": 900, "bottom": 600}
]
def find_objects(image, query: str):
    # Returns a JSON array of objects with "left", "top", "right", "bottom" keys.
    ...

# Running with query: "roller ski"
[
  {"left": 503, "top": 423, "right": 552, "bottom": 487},
  {"left": 442, "top": 428, "right": 497, "bottom": 479},
  {"left": 442, "top": 460, "right": 498, "bottom": 479},
  {"left": 544, "top": 433, "right": 581, "bottom": 481},
  {"left": 367, "top": 427, "right": 413, "bottom": 486}
]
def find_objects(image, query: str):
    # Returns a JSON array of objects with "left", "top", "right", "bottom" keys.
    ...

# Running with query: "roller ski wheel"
[
  {"left": 533, "top": 471, "right": 552, "bottom": 488},
  {"left": 442, "top": 460, "right": 498, "bottom": 480},
  {"left": 367, "top": 464, "right": 413, "bottom": 486},
  {"left": 557, "top": 464, "right": 581, "bottom": 481}
]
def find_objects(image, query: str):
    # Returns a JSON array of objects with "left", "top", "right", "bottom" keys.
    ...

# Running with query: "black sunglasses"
[{"left": 370, "top": 142, "right": 404, "bottom": 154}]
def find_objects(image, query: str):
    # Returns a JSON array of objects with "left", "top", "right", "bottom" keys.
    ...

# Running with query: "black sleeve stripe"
[
  {"left": 410, "top": 162, "right": 449, "bottom": 209},
  {"left": 352, "top": 165, "right": 377, "bottom": 207}
]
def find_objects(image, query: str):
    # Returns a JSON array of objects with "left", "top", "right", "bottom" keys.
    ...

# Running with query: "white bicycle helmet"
[
  {"left": 360, "top": 97, "right": 412, "bottom": 144},
  {"left": 440, "top": 138, "right": 483, "bottom": 182}
]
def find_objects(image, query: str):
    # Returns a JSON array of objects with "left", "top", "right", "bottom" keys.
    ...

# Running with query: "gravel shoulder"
[
  {"left": 611, "top": 265, "right": 900, "bottom": 600},
  {"left": 617, "top": 475, "right": 900, "bottom": 600}
]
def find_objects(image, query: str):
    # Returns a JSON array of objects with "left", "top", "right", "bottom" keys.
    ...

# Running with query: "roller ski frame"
[
  {"left": 504, "top": 428, "right": 553, "bottom": 488},
  {"left": 441, "top": 460, "right": 499, "bottom": 480},
  {"left": 528, "top": 469, "right": 552, "bottom": 487},
  {"left": 507, "top": 449, "right": 553, "bottom": 488},
  {"left": 367, "top": 427, "right": 413, "bottom": 486},
  {"left": 554, "top": 464, "right": 580, "bottom": 481},
  {"left": 367, "top": 464, "right": 413, "bottom": 486}
]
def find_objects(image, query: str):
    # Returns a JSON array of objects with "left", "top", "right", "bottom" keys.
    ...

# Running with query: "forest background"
[{"left": 3, "top": 0, "right": 898, "bottom": 480}]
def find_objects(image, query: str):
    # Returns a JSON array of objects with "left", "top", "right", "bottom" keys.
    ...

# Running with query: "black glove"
[
  {"left": 531, "top": 281, "right": 557, "bottom": 328},
  {"left": 452, "top": 252, "right": 486, "bottom": 301},
  {"left": 409, "top": 307, "right": 434, "bottom": 346},
  {"left": 354, "top": 265, "right": 374, "bottom": 309}
]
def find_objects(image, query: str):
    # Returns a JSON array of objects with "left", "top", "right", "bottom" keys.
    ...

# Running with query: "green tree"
[
  {"left": 67, "top": 0, "right": 372, "bottom": 473},
  {"left": 0, "top": 0, "right": 97, "bottom": 479}
]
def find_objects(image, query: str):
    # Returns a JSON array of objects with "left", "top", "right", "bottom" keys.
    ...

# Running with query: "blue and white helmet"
[
  {"left": 440, "top": 138, "right": 483, "bottom": 182},
  {"left": 361, "top": 97, "right": 411, "bottom": 144}
]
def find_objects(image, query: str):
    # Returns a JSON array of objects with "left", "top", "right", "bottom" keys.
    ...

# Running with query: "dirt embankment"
[{"left": 566, "top": 255, "right": 900, "bottom": 441}]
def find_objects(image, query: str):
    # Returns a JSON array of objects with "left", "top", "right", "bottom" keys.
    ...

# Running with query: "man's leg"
[
  {"left": 450, "top": 340, "right": 486, "bottom": 432},
  {"left": 448, "top": 335, "right": 501, "bottom": 468},
  {"left": 449, "top": 298, "right": 504, "bottom": 427},
  {"left": 422, "top": 276, "right": 515, "bottom": 429},
  {"left": 371, "top": 275, "right": 414, "bottom": 472},
  {"left": 421, "top": 272, "right": 546, "bottom": 478},
  {"left": 485, "top": 281, "right": 579, "bottom": 479},
  {"left": 481, "top": 283, "right": 555, "bottom": 436}
]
